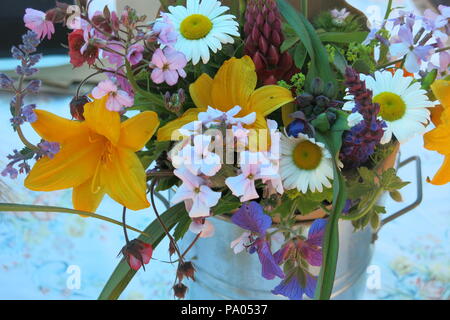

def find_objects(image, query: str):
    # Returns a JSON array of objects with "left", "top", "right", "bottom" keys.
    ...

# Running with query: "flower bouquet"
[{"left": 0, "top": 0, "right": 449, "bottom": 300}]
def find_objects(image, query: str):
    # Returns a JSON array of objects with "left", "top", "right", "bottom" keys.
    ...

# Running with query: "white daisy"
[
  {"left": 362, "top": 70, "right": 434, "bottom": 144},
  {"left": 165, "top": 0, "right": 239, "bottom": 65},
  {"left": 280, "top": 133, "right": 334, "bottom": 194}
]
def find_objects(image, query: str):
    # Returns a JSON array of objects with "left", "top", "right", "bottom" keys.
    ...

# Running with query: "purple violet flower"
[
  {"left": 232, "top": 202, "right": 285, "bottom": 280},
  {"left": 231, "top": 202, "right": 272, "bottom": 235},
  {"left": 272, "top": 270, "right": 317, "bottom": 300}
]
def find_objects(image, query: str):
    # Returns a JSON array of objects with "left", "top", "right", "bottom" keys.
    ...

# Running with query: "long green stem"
[
  {"left": 301, "top": 0, "right": 308, "bottom": 19},
  {"left": 384, "top": 0, "right": 393, "bottom": 20},
  {"left": 0, "top": 203, "right": 150, "bottom": 239}
]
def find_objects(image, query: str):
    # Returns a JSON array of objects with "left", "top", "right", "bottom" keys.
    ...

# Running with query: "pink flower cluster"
[
  {"left": 168, "top": 106, "right": 284, "bottom": 238},
  {"left": 24, "top": 8, "right": 55, "bottom": 40}
]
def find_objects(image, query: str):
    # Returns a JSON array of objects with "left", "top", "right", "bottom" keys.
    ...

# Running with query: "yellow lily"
[
  {"left": 424, "top": 80, "right": 450, "bottom": 185},
  {"left": 25, "top": 96, "right": 159, "bottom": 212},
  {"left": 157, "top": 56, "right": 294, "bottom": 144}
]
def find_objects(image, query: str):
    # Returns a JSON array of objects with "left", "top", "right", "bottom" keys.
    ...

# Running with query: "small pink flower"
[
  {"left": 102, "top": 41, "right": 124, "bottom": 67},
  {"left": 24, "top": 8, "right": 55, "bottom": 40},
  {"left": 225, "top": 162, "right": 261, "bottom": 202},
  {"left": 189, "top": 219, "right": 215, "bottom": 238},
  {"left": 153, "top": 13, "right": 178, "bottom": 47},
  {"left": 171, "top": 168, "right": 221, "bottom": 218},
  {"left": 91, "top": 79, "right": 134, "bottom": 112},
  {"left": 127, "top": 43, "right": 144, "bottom": 65},
  {"left": 151, "top": 48, "right": 187, "bottom": 86}
]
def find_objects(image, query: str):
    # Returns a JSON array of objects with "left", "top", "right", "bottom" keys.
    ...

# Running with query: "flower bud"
[
  {"left": 296, "top": 92, "right": 314, "bottom": 107},
  {"left": 120, "top": 239, "right": 153, "bottom": 271},
  {"left": 311, "top": 78, "right": 324, "bottom": 96},
  {"left": 0, "top": 73, "right": 14, "bottom": 90},
  {"left": 173, "top": 283, "right": 188, "bottom": 299},
  {"left": 177, "top": 261, "right": 196, "bottom": 281},
  {"left": 70, "top": 95, "right": 89, "bottom": 121}
]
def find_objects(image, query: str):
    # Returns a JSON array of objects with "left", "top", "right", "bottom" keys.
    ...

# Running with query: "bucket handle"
[{"left": 372, "top": 156, "right": 423, "bottom": 242}]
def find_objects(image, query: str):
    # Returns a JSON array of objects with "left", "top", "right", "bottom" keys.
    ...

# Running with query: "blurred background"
[{"left": 0, "top": 0, "right": 449, "bottom": 300}]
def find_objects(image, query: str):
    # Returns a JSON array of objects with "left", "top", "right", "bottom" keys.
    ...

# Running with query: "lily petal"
[
  {"left": 189, "top": 73, "right": 214, "bottom": 108},
  {"left": 84, "top": 96, "right": 121, "bottom": 145},
  {"left": 424, "top": 124, "right": 450, "bottom": 155},
  {"left": 428, "top": 156, "right": 450, "bottom": 185},
  {"left": 25, "top": 133, "right": 104, "bottom": 191},
  {"left": 100, "top": 148, "right": 150, "bottom": 211},
  {"left": 31, "top": 110, "right": 85, "bottom": 143},
  {"left": 431, "top": 80, "right": 450, "bottom": 110},
  {"left": 157, "top": 108, "right": 204, "bottom": 141},
  {"left": 211, "top": 56, "right": 257, "bottom": 112},
  {"left": 119, "top": 111, "right": 159, "bottom": 151},
  {"left": 72, "top": 177, "right": 106, "bottom": 213},
  {"left": 248, "top": 85, "right": 294, "bottom": 116}
]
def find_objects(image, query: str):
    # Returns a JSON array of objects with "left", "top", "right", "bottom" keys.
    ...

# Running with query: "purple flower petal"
[
  {"left": 231, "top": 201, "right": 272, "bottom": 235},
  {"left": 307, "top": 218, "right": 327, "bottom": 247},
  {"left": 272, "top": 270, "right": 317, "bottom": 300},
  {"left": 256, "top": 240, "right": 285, "bottom": 280}
]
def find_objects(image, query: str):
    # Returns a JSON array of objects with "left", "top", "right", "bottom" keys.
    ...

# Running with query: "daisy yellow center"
[
  {"left": 373, "top": 92, "right": 406, "bottom": 122},
  {"left": 180, "top": 14, "right": 213, "bottom": 40},
  {"left": 293, "top": 141, "right": 322, "bottom": 170}
]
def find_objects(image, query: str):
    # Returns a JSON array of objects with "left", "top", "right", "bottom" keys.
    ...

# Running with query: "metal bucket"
[{"left": 181, "top": 156, "right": 422, "bottom": 300}]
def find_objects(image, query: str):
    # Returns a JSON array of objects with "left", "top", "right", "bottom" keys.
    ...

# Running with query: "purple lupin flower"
[
  {"left": 340, "top": 67, "right": 386, "bottom": 168},
  {"left": 272, "top": 269, "right": 317, "bottom": 300},
  {"left": 232, "top": 202, "right": 285, "bottom": 280}
]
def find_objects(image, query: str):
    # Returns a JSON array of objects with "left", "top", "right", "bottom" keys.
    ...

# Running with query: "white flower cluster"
[{"left": 169, "top": 106, "right": 284, "bottom": 237}]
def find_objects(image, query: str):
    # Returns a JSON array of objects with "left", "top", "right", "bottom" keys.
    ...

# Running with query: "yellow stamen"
[
  {"left": 180, "top": 14, "right": 213, "bottom": 40},
  {"left": 293, "top": 140, "right": 322, "bottom": 170},
  {"left": 373, "top": 92, "right": 406, "bottom": 122}
]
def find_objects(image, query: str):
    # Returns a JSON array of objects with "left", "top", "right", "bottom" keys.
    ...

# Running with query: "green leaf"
[
  {"left": 211, "top": 192, "right": 241, "bottom": 216},
  {"left": 318, "top": 32, "right": 368, "bottom": 44},
  {"left": 277, "top": 0, "right": 336, "bottom": 94},
  {"left": 173, "top": 210, "right": 191, "bottom": 241},
  {"left": 389, "top": 190, "right": 403, "bottom": 202},
  {"left": 330, "top": 45, "right": 348, "bottom": 75},
  {"left": 293, "top": 43, "right": 307, "bottom": 69},
  {"left": 311, "top": 113, "right": 331, "bottom": 132},
  {"left": 281, "top": 36, "right": 300, "bottom": 53},
  {"left": 352, "top": 59, "right": 371, "bottom": 74},
  {"left": 98, "top": 203, "right": 186, "bottom": 300},
  {"left": 271, "top": 196, "right": 296, "bottom": 218},
  {"left": 380, "top": 168, "right": 410, "bottom": 191}
]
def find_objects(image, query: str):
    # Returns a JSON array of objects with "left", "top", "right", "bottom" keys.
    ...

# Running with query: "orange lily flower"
[
  {"left": 424, "top": 80, "right": 450, "bottom": 185},
  {"left": 25, "top": 96, "right": 159, "bottom": 212},
  {"left": 157, "top": 56, "right": 294, "bottom": 144}
]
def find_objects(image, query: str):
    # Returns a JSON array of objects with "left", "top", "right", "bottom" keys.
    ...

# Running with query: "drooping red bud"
[
  {"left": 70, "top": 95, "right": 89, "bottom": 121},
  {"left": 173, "top": 283, "right": 188, "bottom": 299}
]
